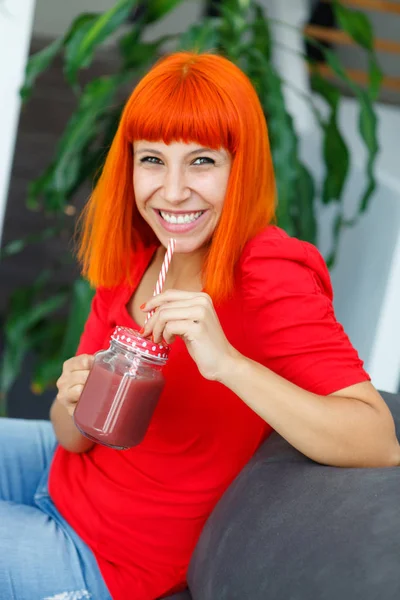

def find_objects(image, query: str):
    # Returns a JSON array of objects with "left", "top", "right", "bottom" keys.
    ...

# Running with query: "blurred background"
[{"left": 1, "top": 0, "right": 399, "bottom": 419}]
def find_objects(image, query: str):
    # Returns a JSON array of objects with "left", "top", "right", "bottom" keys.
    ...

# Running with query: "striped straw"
[{"left": 145, "top": 238, "right": 176, "bottom": 324}]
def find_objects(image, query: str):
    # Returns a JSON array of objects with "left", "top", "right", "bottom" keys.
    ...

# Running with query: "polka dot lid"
[{"left": 111, "top": 326, "right": 170, "bottom": 361}]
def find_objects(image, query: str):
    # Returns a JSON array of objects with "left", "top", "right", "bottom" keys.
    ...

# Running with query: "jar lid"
[{"left": 111, "top": 326, "right": 170, "bottom": 360}]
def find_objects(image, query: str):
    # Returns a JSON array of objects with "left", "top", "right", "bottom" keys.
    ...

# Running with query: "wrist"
[{"left": 216, "top": 345, "right": 247, "bottom": 386}]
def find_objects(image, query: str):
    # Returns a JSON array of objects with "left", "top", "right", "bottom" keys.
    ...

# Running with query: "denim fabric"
[{"left": 0, "top": 418, "right": 112, "bottom": 600}]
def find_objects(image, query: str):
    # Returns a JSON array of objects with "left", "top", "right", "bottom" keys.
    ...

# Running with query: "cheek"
[
  {"left": 133, "top": 171, "right": 155, "bottom": 208},
  {"left": 197, "top": 172, "right": 230, "bottom": 209},
  {"left": 133, "top": 171, "right": 142, "bottom": 203}
]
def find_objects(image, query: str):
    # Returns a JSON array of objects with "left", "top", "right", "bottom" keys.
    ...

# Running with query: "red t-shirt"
[{"left": 49, "top": 226, "right": 370, "bottom": 600}]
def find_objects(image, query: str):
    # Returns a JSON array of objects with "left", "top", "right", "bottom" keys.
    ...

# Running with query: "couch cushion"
[
  {"left": 162, "top": 592, "right": 192, "bottom": 600},
  {"left": 380, "top": 391, "right": 400, "bottom": 440},
  {"left": 188, "top": 392, "right": 400, "bottom": 600}
]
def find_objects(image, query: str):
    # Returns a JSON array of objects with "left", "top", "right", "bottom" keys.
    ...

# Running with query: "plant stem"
[{"left": 279, "top": 76, "right": 325, "bottom": 127}]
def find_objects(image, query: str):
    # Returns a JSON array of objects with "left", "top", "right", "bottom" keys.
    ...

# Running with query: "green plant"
[{"left": 0, "top": 0, "right": 382, "bottom": 412}]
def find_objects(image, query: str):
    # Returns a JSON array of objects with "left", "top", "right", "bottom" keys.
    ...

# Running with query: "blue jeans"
[{"left": 0, "top": 418, "right": 113, "bottom": 600}]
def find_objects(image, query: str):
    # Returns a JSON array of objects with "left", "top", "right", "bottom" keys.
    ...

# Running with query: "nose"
[{"left": 160, "top": 166, "right": 190, "bottom": 205}]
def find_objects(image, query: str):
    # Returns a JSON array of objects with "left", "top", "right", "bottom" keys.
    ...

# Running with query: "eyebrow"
[{"left": 134, "top": 146, "right": 221, "bottom": 157}]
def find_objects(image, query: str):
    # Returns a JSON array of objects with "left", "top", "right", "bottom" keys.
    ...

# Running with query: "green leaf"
[
  {"left": 0, "top": 225, "right": 65, "bottom": 259},
  {"left": 0, "top": 239, "right": 24, "bottom": 257},
  {"left": 318, "top": 47, "right": 379, "bottom": 214},
  {"left": 322, "top": 114, "right": 350, "bottom": 204},
  {"left": 247, "top": 49, "right": 298, "bottom": 236},
  {"left": 223, "top": 0, "right": 251, "bottom": 11},
  {"left": 368, "top": 54, "right": 383, "bottom": 101},
  {"left": 144, "top": 0, "right": 186, "bottom": 24},
  {"left": 69, "top": 108, "right": 124, "bottom": 197},
  {"left": 4, "top": 292, "right": 68, "bottom": 343},
  {"left": 322, "top": 47, "right": 351, "bottom": 84},
  {"left": 333, "top": 1, "right": 373, "bottom": 51},
  {"left": 26, "top": 169, "right": 54, "bottom": 210},
  {"left": 0, "top": 284, "right": 68, "bottom": 403},
  {"left": 358, "top": 91, "right": 379, "bottom": 211},
  {"left": 64, "top": 0, "right": 138, "bottom": 85},
  {"left": 121, "top": 33, "right": 172, "bottom": 68},
  {"left": 219, "top": 3, "right": 249, "bottom": 59},
  {"left": 63, "top": 13, "right": 99, "bottom": 85},
  {"left": 178, "top": 19, "right": 221, "bottom": 52},
  {"left": 58, "top": 279, "right": 94, "bottom": 361},
  {"left": 310, "top": 71, "right": 340, "bottom": 109},
  {"left": 20, "top": 37, "right": 64, "bottom": 101},
  {"left": 28, "top": 75, "right": 124, "bottom": 211},
  {"left": 32, "top": 279, "right": 94, "bottom": 392},
  {"left": 251, "top": 3, "right": 272, "bottom": 61},
  {"left": 28, "top": 320, "right": 66, "bottom": 395},
  {"left": 326, "top": 212, "right": 343, "bottom": 269},
  {"left": 0, "top": 340, "right": 27, "bottom": 413},
  {"left": 293, "top": 163, "right": 317, "bottom": 244}
]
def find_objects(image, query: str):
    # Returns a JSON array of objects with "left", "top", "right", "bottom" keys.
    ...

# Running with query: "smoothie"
[{"left": 74, "top": 361, "right": 165, "bottom": 449}]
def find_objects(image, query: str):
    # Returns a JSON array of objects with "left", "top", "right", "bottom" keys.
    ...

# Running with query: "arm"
[
  {"left": 50, "top": 286, "right": 115, "bottom": 452},
  {"left": 219, "top": 353, "right": 400, "bottom": 468},
  {"left": 50, "top": 395, "right": 94, "bottom": 453},
  {"left": 141, "top": 231, "right": 400, "bottom": 468},
  {"left": 50, "top": 353, "right": 96, "bottom": 453}
]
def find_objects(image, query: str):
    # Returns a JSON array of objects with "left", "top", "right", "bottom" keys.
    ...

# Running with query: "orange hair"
[{"left": 78, "top": 52, "right": 276, "bottom": 304}]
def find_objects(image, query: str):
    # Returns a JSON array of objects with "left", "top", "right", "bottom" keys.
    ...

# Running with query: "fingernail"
[
  {"left": 139, "top": 327, "right": 145, "bottom": 335},
  {"left": 140, "top": 303, "right": 146, "bottom": 310}
]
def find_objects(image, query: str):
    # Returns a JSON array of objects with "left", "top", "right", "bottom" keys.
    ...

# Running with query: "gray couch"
[{"left": 164, "top": 391, "right": 400, "bottom": 600}]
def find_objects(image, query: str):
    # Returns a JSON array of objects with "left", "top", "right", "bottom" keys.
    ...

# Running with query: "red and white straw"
[{"left": 145, "top": 238, "right": 176, "bottom": 323}]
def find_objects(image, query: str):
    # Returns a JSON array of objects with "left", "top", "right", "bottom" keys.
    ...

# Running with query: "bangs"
[{"left": 124, "top": 71, "right": 239, "bottom": 154}]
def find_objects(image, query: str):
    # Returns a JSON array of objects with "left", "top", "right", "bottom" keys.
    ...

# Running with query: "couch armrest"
[
  {"left": 380, "top": 391, "right": 400, "bottom": 441},
  {"left": 188, "top": 392, "right": 400, "bottom": 600}
]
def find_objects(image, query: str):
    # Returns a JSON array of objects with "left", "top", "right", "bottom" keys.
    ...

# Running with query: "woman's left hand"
[{"left": 141, "top": 290, "right": 239, "bottom": 381}]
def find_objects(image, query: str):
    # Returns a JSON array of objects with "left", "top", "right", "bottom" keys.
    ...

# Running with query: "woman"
[{"left": 0, "top": 52, "right": 399, "bottom": 600}]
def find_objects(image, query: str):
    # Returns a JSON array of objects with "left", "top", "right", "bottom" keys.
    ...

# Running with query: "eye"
[
  {"left": 192, "top": 157, "right": 215, "bottom": 166},
  {"left": 140, "top": 156, "right": 163, "bottom": 165}
]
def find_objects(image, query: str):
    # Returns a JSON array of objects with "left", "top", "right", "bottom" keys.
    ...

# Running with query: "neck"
[{"left": 159, "top": 246, "right": 206, "bottom": 288}]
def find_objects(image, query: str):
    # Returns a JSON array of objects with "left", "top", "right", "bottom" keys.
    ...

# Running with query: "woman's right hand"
[{"left": 56, "top": 354, "right": 94, "bottom": 417}]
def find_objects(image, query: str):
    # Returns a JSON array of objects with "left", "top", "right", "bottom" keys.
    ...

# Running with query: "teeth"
[{"left": 160, "top": 211, "right": 203, "bottom": 224}]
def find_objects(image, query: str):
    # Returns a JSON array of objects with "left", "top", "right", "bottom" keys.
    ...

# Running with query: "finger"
[
  {"left": 146, "top": 306, "right": 206, "bottom": 342},
  {"left": 57, "top": 383, "right": 84, "bottom": 414},
  {"left": 140, "top": 304, "right": 174, "bottom": 339},
  {"left": 142, "top": 297, "right": 210, "bottom": 336},
  {"left": 68, "top": 384, "right": 84, "bottom": 403},
  {"left": 56, "top": 369, "right": 92, "bottom": 393},
  {"left": 63, "top": 354, "right": 94, "bottom": 373},
  {"left": 66, "top": 396, "right": 80, "bottom": 417},
  {"left": 162, "top": 320, "right": 199, "bottom": 344},
  {"left": 58, "top": 383, "right": 84, "bottom": 405},
  {"left": 143, "top": 290, "right": 211, "bottom": 312},
  {"left": 68, "top": 370, "right": 91, "bottom": 389}
]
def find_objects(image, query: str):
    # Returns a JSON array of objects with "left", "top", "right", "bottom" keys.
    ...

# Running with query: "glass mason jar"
[{"left": 74, "top": 326, "right": 170, "bottom": 450}]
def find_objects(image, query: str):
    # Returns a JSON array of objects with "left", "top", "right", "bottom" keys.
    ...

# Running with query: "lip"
[{"left": 153, "top": 208, "right": 209, "bottom": 234}]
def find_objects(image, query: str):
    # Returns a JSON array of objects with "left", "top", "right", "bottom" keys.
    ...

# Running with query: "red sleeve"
[
  {"left": 239, "top": 228, "right": 370, "bottom": 396},
  {"left": 76, "top": 287, "right": 117, "bottom": 356}
]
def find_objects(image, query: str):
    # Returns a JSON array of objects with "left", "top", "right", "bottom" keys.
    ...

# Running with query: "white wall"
[
  {"left": 299, "top": 95, "right": 400, "bottom": 394},
  {"left": 269, "top": 0, "right": 400, "bottom": 392},
  {"left": 0, "top": 0, "right": 36, "bottom": 249}
]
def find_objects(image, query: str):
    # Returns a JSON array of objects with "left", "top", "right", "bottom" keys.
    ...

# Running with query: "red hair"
[{"left": 78, "top": 52, "right": 276, "bottom": 304}]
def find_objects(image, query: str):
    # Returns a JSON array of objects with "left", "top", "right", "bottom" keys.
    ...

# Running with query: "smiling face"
[{"left": 133, "top": 141, "right": 232, "bottom": 253}]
